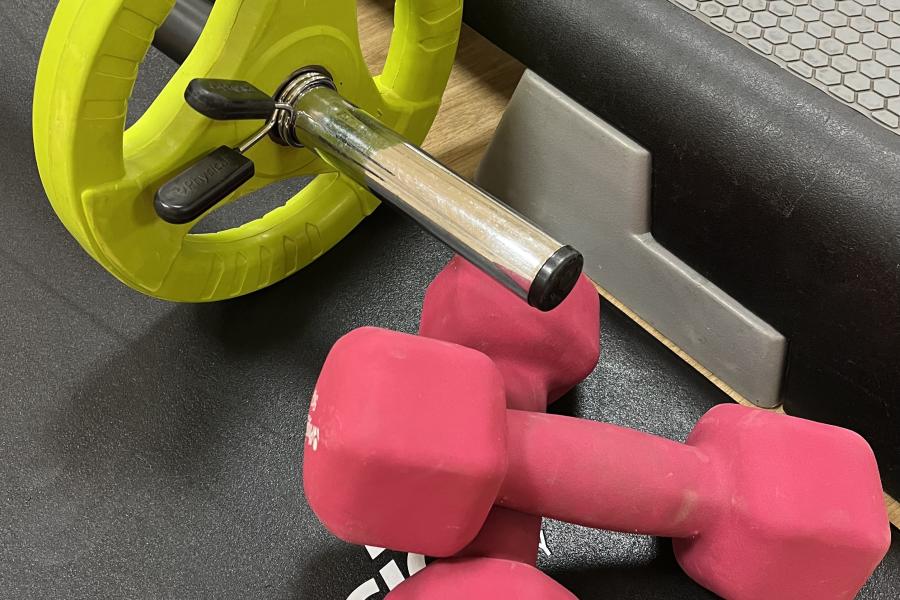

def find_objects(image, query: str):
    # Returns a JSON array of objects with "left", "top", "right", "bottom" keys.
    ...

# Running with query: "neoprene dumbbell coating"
[
  {"left": 397, "top": 256, "right": 598, "bottom": 593},
  {"left": 304, "top": 327, "right": 891, "bottom": 600},
  {"left": 387, "top": 557, "right": 577, "bottom": 599},
  {"left": 420, "top": 255, "right": 600, "bottom": 413},
  {"left": 397, "top": 259, "right": 606, "bottom": 596},
  {"left": 417, "top": 256, "right": 599, "bottom": 565}
]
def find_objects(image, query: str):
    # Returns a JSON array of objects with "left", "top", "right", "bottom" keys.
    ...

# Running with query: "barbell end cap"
[
  {"left": 185, "top": 78, "right": 276, "bottom": 121},
  {"left": 154, "top": 146, "right": 255, "bottom": 224},
  {"left": 527, "top": 246, "right": 584, "bottom": 312}
]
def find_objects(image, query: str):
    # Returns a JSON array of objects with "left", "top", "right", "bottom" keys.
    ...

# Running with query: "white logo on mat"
[
  {"left": 345, "top": 532, "right": 552, "bottom": 598},
  {"left": 346, "top": 546, "right": 426, "bottom": 600}
]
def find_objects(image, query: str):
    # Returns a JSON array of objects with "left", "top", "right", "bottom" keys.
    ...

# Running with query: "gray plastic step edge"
[{"left": 476, "top": 70, "right": 787, "bottom": 408}]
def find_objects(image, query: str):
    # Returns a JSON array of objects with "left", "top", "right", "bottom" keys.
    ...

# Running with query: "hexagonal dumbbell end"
[
  {"left": 675, "top": 405, "right": 891, "bottom": 600},
  {"left": 386, "top": 558, "right": 577, "bottom": 599},
  {"left": 303, "top": 327, "right": 508, "bottom": 556},
  {"left": 420, "top": 256, "right": 599, "bottom": 411}
]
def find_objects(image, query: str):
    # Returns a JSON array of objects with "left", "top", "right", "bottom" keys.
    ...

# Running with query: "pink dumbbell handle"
[
  {"left": 451, "top": 507, "right": 541, "bottom": 564},
  {"left": 498, "top": 411, "right": 716, "bottom": 539}
]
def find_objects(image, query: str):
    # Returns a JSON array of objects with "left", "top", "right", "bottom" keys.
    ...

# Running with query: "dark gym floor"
[{"left": 1, "top": 2, "right": 898, "bottom": 598}]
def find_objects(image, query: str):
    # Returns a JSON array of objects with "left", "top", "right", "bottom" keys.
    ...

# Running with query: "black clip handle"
[
  {"left": 155, "top": 146, "right": 255, "bottom": 224},
  {"left": 154, "top": 79, "right": 280, "bottom": 223},
  {"left": 185, "top": 79, "right": 276, "bottom": 120}
]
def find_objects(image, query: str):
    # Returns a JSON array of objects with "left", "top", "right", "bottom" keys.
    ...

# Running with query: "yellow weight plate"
[{"left": 33, "top": 0, "right": 461, "bottom": 301}]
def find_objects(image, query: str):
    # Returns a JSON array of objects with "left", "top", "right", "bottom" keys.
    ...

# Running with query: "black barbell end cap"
[{"left": 527, "top": 245, "right": 584, "bottom": 312}]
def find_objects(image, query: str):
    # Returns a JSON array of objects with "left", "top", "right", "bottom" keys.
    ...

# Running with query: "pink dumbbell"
[
  {"left": 399, "top": 256, "right": 599, "bottom": 593},
  {"left": 419, "top": 256, "right": 599, "bottom": 563},
  {"left": 420, "top": 255, "right": 600, "bottom": 413},
  {"left": 304, "top": 327, "right": 891, "bottom": 600},
  {"left": 387, "top": 557, "right": 577, "bottom": 599}
]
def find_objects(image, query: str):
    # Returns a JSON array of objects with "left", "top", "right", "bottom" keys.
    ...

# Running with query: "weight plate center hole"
[
  {"left": 189, "top": 176, "right": 314, "bottom": 234},
  {"left": 127, "top": 45, "right": 179, "bottom": 128},
  {"left": 359, "top": 0, "right": 393, "bottom": 77}
]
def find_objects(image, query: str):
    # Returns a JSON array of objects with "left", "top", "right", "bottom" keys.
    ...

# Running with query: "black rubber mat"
[{"left": 1, "top": 2, "right": 897, "bottom": 598}]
